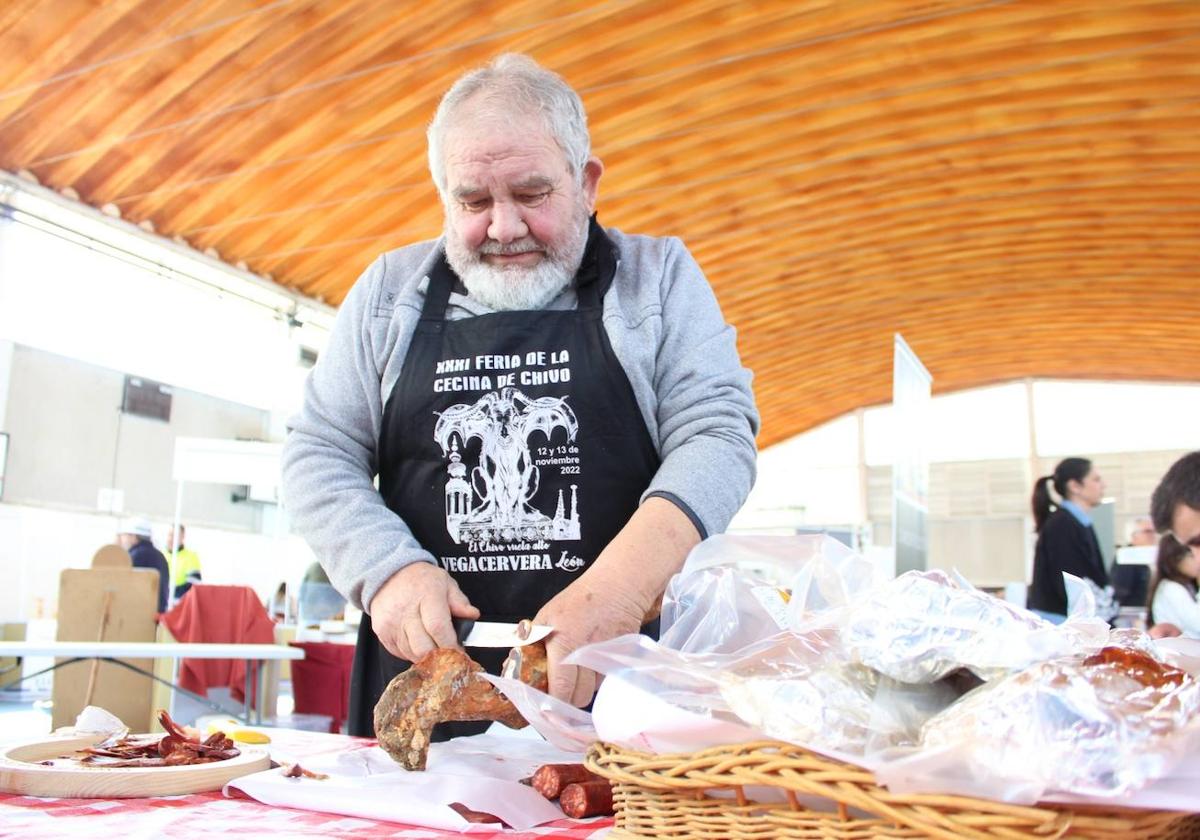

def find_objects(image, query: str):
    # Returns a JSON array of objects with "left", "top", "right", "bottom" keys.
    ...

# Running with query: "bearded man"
[{"left": 281, "top": 54, "right": 759, "bottom": 737}]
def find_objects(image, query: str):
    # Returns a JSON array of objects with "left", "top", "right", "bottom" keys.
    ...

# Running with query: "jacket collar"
[{"left": 1060, "top": 499, "right": 1093, "bottom": 527}]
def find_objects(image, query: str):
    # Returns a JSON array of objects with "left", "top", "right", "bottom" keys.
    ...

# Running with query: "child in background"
[{"left": 1147, "top": 535, "right": 1200, "bottom": 639}]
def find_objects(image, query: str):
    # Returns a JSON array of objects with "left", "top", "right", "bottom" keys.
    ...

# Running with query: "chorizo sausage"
[
  {"left": 559, "top": 780, "right": 614, "bottom": 818},
  {"left": 531, "top": 763, "right": 603, "bottom": 799}
]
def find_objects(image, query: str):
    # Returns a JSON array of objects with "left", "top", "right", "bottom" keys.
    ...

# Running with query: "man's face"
[
  {"left": 117, "top": 533, "right": 135, "bottom": 550},
  {"left": 441, "top": 106, "right": 601, "bottom": 311},
  {"left": 1171, "top": 504, "right": 1200, "bottom": 561},
  {"left": 166, "top": 528, "right": 177, "bottom": 550}
]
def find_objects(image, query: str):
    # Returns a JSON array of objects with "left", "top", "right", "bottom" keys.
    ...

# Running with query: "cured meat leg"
[{"left": 375, "top": 641, "right": 548, "bottom": 771}]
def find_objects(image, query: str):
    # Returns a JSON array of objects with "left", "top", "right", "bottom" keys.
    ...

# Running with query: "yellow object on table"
[{"left": 201, "top": 717, "right": 272, "bottom": 744}]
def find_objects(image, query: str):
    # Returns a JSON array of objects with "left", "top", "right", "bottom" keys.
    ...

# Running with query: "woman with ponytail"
[{"left": 1027, "top": 457, "right": 1110, "bottom": 619}]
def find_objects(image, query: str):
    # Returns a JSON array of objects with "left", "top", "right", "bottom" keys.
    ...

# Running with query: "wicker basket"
[{"left": 586, "top": 740, "right": 1200, "bottom": 840}]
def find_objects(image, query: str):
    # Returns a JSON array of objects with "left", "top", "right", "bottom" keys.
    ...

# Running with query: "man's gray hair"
[{"left": 427, "top": 53, "right": 591, "bottom": 195}]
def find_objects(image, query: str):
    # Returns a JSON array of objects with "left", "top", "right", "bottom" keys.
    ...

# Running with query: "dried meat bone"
[{"left": 375, "top": 641, "right": 549, "bottom": 771}]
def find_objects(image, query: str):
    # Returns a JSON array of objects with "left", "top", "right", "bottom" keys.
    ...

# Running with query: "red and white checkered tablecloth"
[{"left": 0, "top": 729, "right": 614, "bottom": 840}]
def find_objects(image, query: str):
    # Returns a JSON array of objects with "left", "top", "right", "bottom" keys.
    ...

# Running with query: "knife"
[{"left": 452, "top": 617, "right": 553, "bottom": 648}]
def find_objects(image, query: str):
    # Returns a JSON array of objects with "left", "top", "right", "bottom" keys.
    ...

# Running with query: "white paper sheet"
[
  {"left": 591, "top": 674, "right": 761, "bottom": 755},
  {"left": 226, "top": 731, "right": 582, "bottom": 831}
]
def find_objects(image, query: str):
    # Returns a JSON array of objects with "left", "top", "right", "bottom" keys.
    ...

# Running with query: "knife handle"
[{"left": 451, "top": 617, "right": 475, "bottom": 646}]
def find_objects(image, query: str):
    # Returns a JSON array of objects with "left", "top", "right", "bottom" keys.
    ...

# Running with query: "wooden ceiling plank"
[
  {"left": 148, "top": 0, "right": 585, "bottom": 244},
  {"left": 1, "top": 0, "right": 1197, "bottom": 444},
  {"left": 72, "top": 0, "right": 399, "bottom": 202},
  {"left": 145, "top": 0, "right": 657, "bottom": 235},
  {"left": 0, "top": 0, "right": 146, "bottom": 114},
  {"left": 2, "top": 0, "right": 275, "bottom": 167}
]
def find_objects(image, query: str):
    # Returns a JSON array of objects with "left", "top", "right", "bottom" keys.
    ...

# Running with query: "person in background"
[
  {"left": 1027, "top": 457, "right": 1114, "bottom": 621},
  {"left": 118, "top": 518, "right": 169, "bottom": 613},
  {"left": 1145, "top": 535, "right": 1200, "bottom": 638},
  {"left": 166, "top": 523, "right": 202, "bottom": 602},
  {"left": 1109, "top": 515, "right": 1157, "bottom": 612},
  {"left": 298, "top": 561, "right": 347, "bottom": 627},
  {"left": 1148, "top": 450, "right": 1200, "bottom": 638},
  {"left": 1151, "top": 451, "right": 1200, "bottom": 559},
  {"left": 266, "top": 581, "right": 292, "bottom": 622},
  {"left": 1127, "top": 516, "right": 1158, "bottom": 547}
]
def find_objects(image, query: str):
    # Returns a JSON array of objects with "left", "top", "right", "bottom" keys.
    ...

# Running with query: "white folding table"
[{"left": 0, "top": 641, "right": 306, "bottom": 725}]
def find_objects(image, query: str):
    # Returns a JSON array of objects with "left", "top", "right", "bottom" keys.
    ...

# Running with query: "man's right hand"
[{"left": 368, "top": 562, "right": 479, "bottom": 662}]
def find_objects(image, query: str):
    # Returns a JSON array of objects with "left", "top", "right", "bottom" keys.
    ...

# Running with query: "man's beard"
[{"left": 444, "top": 206, "right": 590, "bottom": 312}]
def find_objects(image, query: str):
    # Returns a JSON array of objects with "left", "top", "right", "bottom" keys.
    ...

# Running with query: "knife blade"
[{"left": 452, "top": 618, "right": 553, "bottom": 648}]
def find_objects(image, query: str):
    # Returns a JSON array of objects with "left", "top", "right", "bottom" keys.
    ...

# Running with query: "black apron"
[{"left": 348, "top": 221, "right": 661, "bottom": 737}]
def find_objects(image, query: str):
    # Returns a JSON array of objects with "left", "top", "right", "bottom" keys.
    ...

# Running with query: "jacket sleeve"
[
  {"left": 639, "top": 239, "right": 759, "bottom": 537},
  {"left": 280, "top": 256, "right": 436, "bottom": 613}
]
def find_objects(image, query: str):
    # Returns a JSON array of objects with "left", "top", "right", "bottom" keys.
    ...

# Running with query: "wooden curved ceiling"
[{"left": 1, "top": 1, "right": 1196, "bottom": 447}]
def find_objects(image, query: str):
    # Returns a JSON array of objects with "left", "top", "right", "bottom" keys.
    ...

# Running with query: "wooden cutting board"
[{"left": 0, "top": 733, "right": 270, "bottom": 798}]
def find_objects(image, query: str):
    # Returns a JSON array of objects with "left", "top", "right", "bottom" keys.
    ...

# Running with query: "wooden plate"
[{"left": 0, "top": 733, "right": 270, "bottom": 798}]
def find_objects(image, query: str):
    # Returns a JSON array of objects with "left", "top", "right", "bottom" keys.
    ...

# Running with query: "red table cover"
[
  {"left": 289, "top": 640, "right": 356, "bottom": 731},
  {"left": 0, "top": 728, "right": 613, "bottom": 839},
  {"left": 161, "top": 584, "right": 275, "bottom": 704}
]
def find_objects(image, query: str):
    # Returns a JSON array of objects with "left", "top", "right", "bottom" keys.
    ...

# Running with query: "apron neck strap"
[{"left": 421, "top": 254, "right": 456, "bottom": 320}]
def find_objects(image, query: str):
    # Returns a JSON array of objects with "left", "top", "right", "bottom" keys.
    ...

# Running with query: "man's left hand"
[
  {"left": 530, "top": 496, "right": 702, "bottom": 707},
  {"left": 531, "top": 573, "right": 646, "bottom": 707}
]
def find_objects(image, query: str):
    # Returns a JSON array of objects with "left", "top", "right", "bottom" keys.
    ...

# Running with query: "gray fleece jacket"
[{"left": 281, "top": 226, "right": 759, "bottom": 613}]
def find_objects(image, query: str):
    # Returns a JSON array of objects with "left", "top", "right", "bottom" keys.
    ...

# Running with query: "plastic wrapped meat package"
[
  {"left": 878, "top": 639, "right": 1200, "bottom": 802},
  {"left": 489, "top": 534, "right": 1200, "bottom": 805},
  {"left": 794, "top": 567, "right": 1111, "bottom": 683},
  {"left": 718, "top": 656, "right": 961, "bottom": 756},
  {"left": 566, "top": 629, "right": 952, "bottom": 756},
  {"left": 576, "top": 537, "right": 970, "bottom": 756}
]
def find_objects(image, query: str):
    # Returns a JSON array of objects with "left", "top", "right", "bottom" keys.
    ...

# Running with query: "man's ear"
[{"left": 581, "top": 156, "right": 603, "bottom": 211}]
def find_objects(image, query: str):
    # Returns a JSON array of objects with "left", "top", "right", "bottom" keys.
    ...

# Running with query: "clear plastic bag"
[
  {"left": 491, "top": 534, "right": 1195, "bottom": 801},
  {"left": 481, "top": 674, "right": 597, "bottom": 753},
  {"left": 566, "top": 631, "right": 831, "bottom": 715},
  {"left": 719, "top": 662, "right": 960, "bottom": 755},
  {"left": 660, "top": 533, "right": 862, "bottom": 653},
  {"left": 794, "top": 568, "right": 1111, "bottom": 683},
  {"left": 877, "top": 639, "right": 1200, "bottom": 801},
  {"left": 567, "top": 630, "right": 955, "bottom": 757}
]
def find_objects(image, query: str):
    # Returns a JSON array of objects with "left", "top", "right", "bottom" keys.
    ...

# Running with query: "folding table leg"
[
  {"left": 243, "top": 661, "right": 252, "bottom": 724},
  {"left": 253, "top": 660, "right": 262, "bottom": 725}
]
